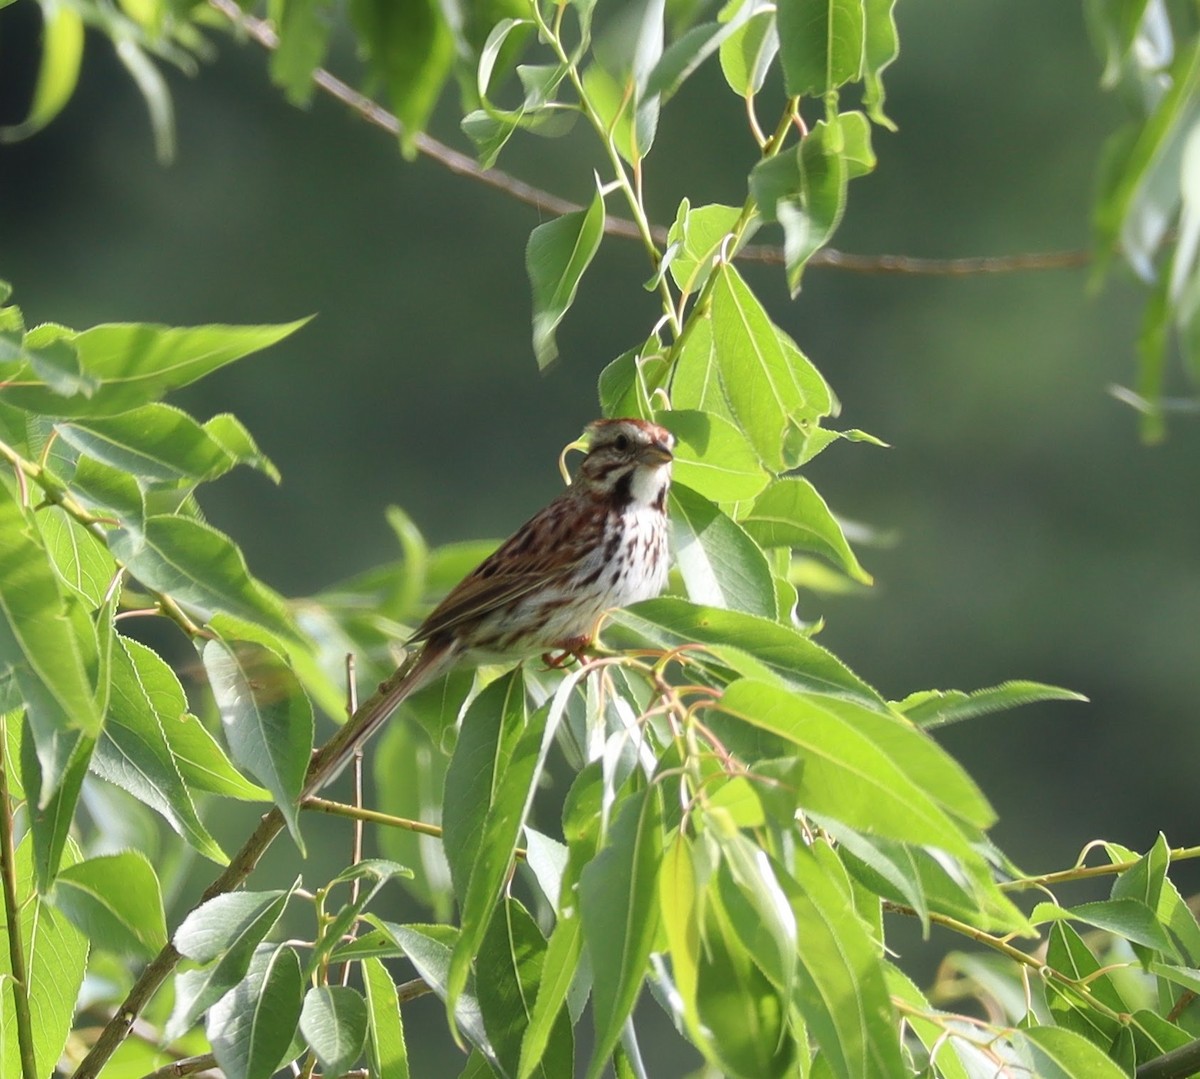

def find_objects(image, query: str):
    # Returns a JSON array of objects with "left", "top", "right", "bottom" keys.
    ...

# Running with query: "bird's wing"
[
  {"left": 407, "top": 501, "right": 591, "bottom": 644},
  {"left": 407, "top": 569, "right": 549, "bottom": 644}
]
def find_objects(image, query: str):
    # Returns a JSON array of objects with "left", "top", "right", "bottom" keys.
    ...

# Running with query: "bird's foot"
[{"left": 541, "top": 636, "right": 592, "bottom": 669}]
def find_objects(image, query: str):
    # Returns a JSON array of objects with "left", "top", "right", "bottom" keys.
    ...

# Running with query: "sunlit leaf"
[
  {"left": 349, "top": 0, "right": 455, "bottom": 156},
  {"left": 168, "top": 887, "right": 294, "bottom": 1038},
  {"left": 363, "top": 956, "right": 410, "bottom": 1079},
  {"left": 610, "top": 596, "right": 882, "bottom": 703},
  {"left": 0, "top": 482, "right": 102, "bottom": 799},
  {"left": 0, "top": 0, "right": 83, "bottom": 142},
  {"left": 0, "top": 319, "right": 309, "bottom": 417},
  {"left": 1017, "top": 1025, "right": 1129, "bottom": 1078},
  {"left": 299, "top": 986, "right": 369, "bottom": 1077},
  {"left": 56, "top": 403, "right": 235, "bottom": 484},
  {"left": 207, "top": 944, "right": 304, "bottom": 1079},
  {"left": 581, "top": 786, "right": 663, "bottom": 1079},
  {"left": 896, "top": 680, "right": 1087, "bottom": 729},
  {"left": 0, "top": 836, "right": 87, "bottom": 1079},
  {"left": 52, "top": 850, "right": 168, "bottom": 959},
  {"left": 527, "top": 190, "right": 606, "bottom": 368},
  {"left": 478, "top": 897, "right": 573, "bottom": 1079},
  {"left": 776, "top": 0, "right": 865, "bottom": 96},
  {"left": 742, "top": 476, "right": 871, "bottom": 584},
  {"left": 110, "top": 516, "right": 294, "bottom": 636},
  {"left": 386, "top": 923, "right": 500, "bottom": 1067},
  {"left": 202, "top": 639, "right": 313, "bottom": 847},
  {"left": 267, "top": 0, "right": 332, "bottom": 105},
  {"left": 657, "top": 408, "right": 769, "bottom": 502},
  {"left": 717, "top": 679, "right": 989, "bottom": 854}
]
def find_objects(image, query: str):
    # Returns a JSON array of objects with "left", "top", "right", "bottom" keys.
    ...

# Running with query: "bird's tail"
[{"left": 300, "top": 639, "right": 458, "bottom": 800}]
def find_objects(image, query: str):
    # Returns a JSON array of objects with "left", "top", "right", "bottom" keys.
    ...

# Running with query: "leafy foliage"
[{"left": 0, "top": 2, "right": 1197, "bottom": 1079}]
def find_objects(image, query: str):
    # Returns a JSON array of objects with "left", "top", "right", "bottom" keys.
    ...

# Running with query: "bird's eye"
[{"left": 614, "top": 434, "right": 631, "bottom": 452}]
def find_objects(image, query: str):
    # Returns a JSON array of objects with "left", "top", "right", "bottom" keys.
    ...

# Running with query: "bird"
[{"left": 302, "top": 416, "right": 675, "bottom": 797}]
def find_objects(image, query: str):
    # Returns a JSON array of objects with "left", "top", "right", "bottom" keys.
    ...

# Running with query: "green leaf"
[
  {"left": 896, "top": 680, "right": 1087, "bottom": 729},
  {"left": 598, "top": 347, "right": 665, "bottom": 421},
  {"left": 751, "top": 116, "right": 850, "bottom": 293},
  {"left": 719, "top": 5, "right": 778, "bottom": 98},
  {"left": 16, "top": 327, "right": 94, "bottom": 399},
  {"left": 387, "top": 923, "right": 500, "bottom": 1067},
  {"left": 207, "top": 944, "right": 304, "bottom": 1079},
  {"left": 776, "top": 0, "right": 865, "bottom": 97},
  {"left": 517, "top": 909, "right": 583, "bottom": 1079},
  {"left": 717, "top": 679, "right": 990, "bottom": 854},
  {"left": 670, "top": 312, "right": 736, "bottom": 422},
  {"left": 1017, "top": 1025, "right": 1128, "bottom": 1078},
  {"left": 710, "top": 263, "right": 812, "bottom": 469},
  {"left": 644, "top": 21, "right": 732, "bottom": 102},
  {"left": 587, "top": 0, "right": 664, "bottom": 163},
  {"left": 267, "top": 0, "right": 332, "bottom": 106},
  {"left": 657, "top": 408, "right": 769, "bottom": 502},
  {"left": 0, "top": 835, "right": 87, "bottom": 1079},
  {"left": 0, "top": 482, "right": 102, "bottom": 795},
  {"left": 22, "top": 720, "right": 94, "bottom": 891},
  {"left": 202, "top": 413, "right": 281, "bottom": 483},
  {"left": 202, "top": 639, "right": 313, "bottom": 847},
  {"left": 0, "top": 0, "right": 83, "bottom": 142},
  {"left": 168, "top": 887, "right": 294, "bottom": 1038},
  {"left": 363, "top": 956, "right": 410, "bottom": 1079},
  {"left": 711, "top": 825, "right": 798, "bottom": 995},
  {"left": 113, "top": 36, "right": 176, "bottom": 165},
  {"left": 833, "top": 826, "right": 1029, "bottom": 935},
  {"left": 581, "top": 786, "right": 663, "bottom": 1079},
  {"left": 669, "top": 484, "right": 776, "bottom": 617},
  {"left": 52, "top": 850, "right": 168, "bottom": 959},
  {"left": 666, "top": 200, "right": 744, "bottom": 296},
  {"left": 787, "top": 844, "right": 904, "bottom": 1079},
  {"left": 446, "top": 672, "right": 572, "bottom": 1031},
  {"left": 310, "top": 861, "right": 412, "bottom": 976},
  {"left": 55, "top": 404, "right": 235, "bottom": 484},
  {"left": 478, "top": 898, "right": 573, "bottom": 1079},
  {"left": 610, "top": 596, "right": 883, "bottom": 703},
  {"left": 374, "top": 719, "right": 453, "bottom": 919},
  {"left": 695, "top": 883, "right": 793, "bottom": 1079},
  {"left": 299, "top": 986, "right": 368, "bottom": 1077},
  {"left": 442, "top": 671, "right": 529, "bottom": 909},
  {"left": 110, "top": 515, "right": 294, "bottom": 636},
  {"left": 862, "top": 0, "right": 899, "bottom": 128},
  {"left": 1044, "top": 921, "right": 1125, "bottom": 1045},
  {"left": 742, "top": 476, "right": 871, "bottom": 584},
  {"left": 1095, "top": 44, "right": 1200, "bottom": 281},
  {"left": 93, "top": 636, "right": 227, "bottom": 864},
  {"left": 69, "top": 456, "right": 145, "bottom": 525},
  {"left": 1033, "top": 898, "right": 1176, "bottom": 954},
  {"left": 349, "top": 0, "right": 455, "bottom": 157},
  {"left": 36, "top": 507, "right": 117, "bottom": 608},
  {"left": 0, "top": 318, "right": 309, "bottom": 417},
  {"left": 176, "top": 888, "right": 293, "bottom": 964},
  {"left": 526, "top": 190, "right": 606, "bottom": 368}
]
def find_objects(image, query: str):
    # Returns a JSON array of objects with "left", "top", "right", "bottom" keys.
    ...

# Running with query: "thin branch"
[
  {"left": 204, "top": 0, "right": 1092, "bottom": 279},
  {"left": 1000, "top": 843, "right": 1200, "bottom": 892},
  {"left": 0, "top": 731, "right": 38, "bottom": 1079},
  {"left": 1137, "top": 1037, "right": 1200, "bottom": 1079},
  {"left": 73, "top": 669, "right": 468, "bottom": 1079},
  {"left": 140, "top": 1053, "right": 220, "bottom": 1079}
]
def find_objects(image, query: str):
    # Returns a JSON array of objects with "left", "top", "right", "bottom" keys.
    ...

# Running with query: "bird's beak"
[{"left": 638, "top": 442, "right": 674, "bottom": 465}]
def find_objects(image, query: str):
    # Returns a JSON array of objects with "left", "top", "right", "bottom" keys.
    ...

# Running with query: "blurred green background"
[{"left": 3, "top": 0, "right": 1200, "bottom": 1072}]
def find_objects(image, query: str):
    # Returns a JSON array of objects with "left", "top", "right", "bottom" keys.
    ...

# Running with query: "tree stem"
[{"left": 0, "top": 725, "right": 39, "bottom": 1079}]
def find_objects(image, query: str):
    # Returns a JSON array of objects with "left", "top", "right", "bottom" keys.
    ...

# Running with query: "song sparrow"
[{"left": 303, "top": 417, "right": 674, "bottom": 796}]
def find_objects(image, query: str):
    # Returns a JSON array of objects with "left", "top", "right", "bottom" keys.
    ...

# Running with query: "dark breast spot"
[{"left": 610, "top": 470, "right": 633, "bottom": 507}]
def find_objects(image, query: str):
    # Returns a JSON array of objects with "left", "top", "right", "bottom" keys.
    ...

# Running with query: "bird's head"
[{"left": 575, "top": 417, "right": 675, "bottom": 508}]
